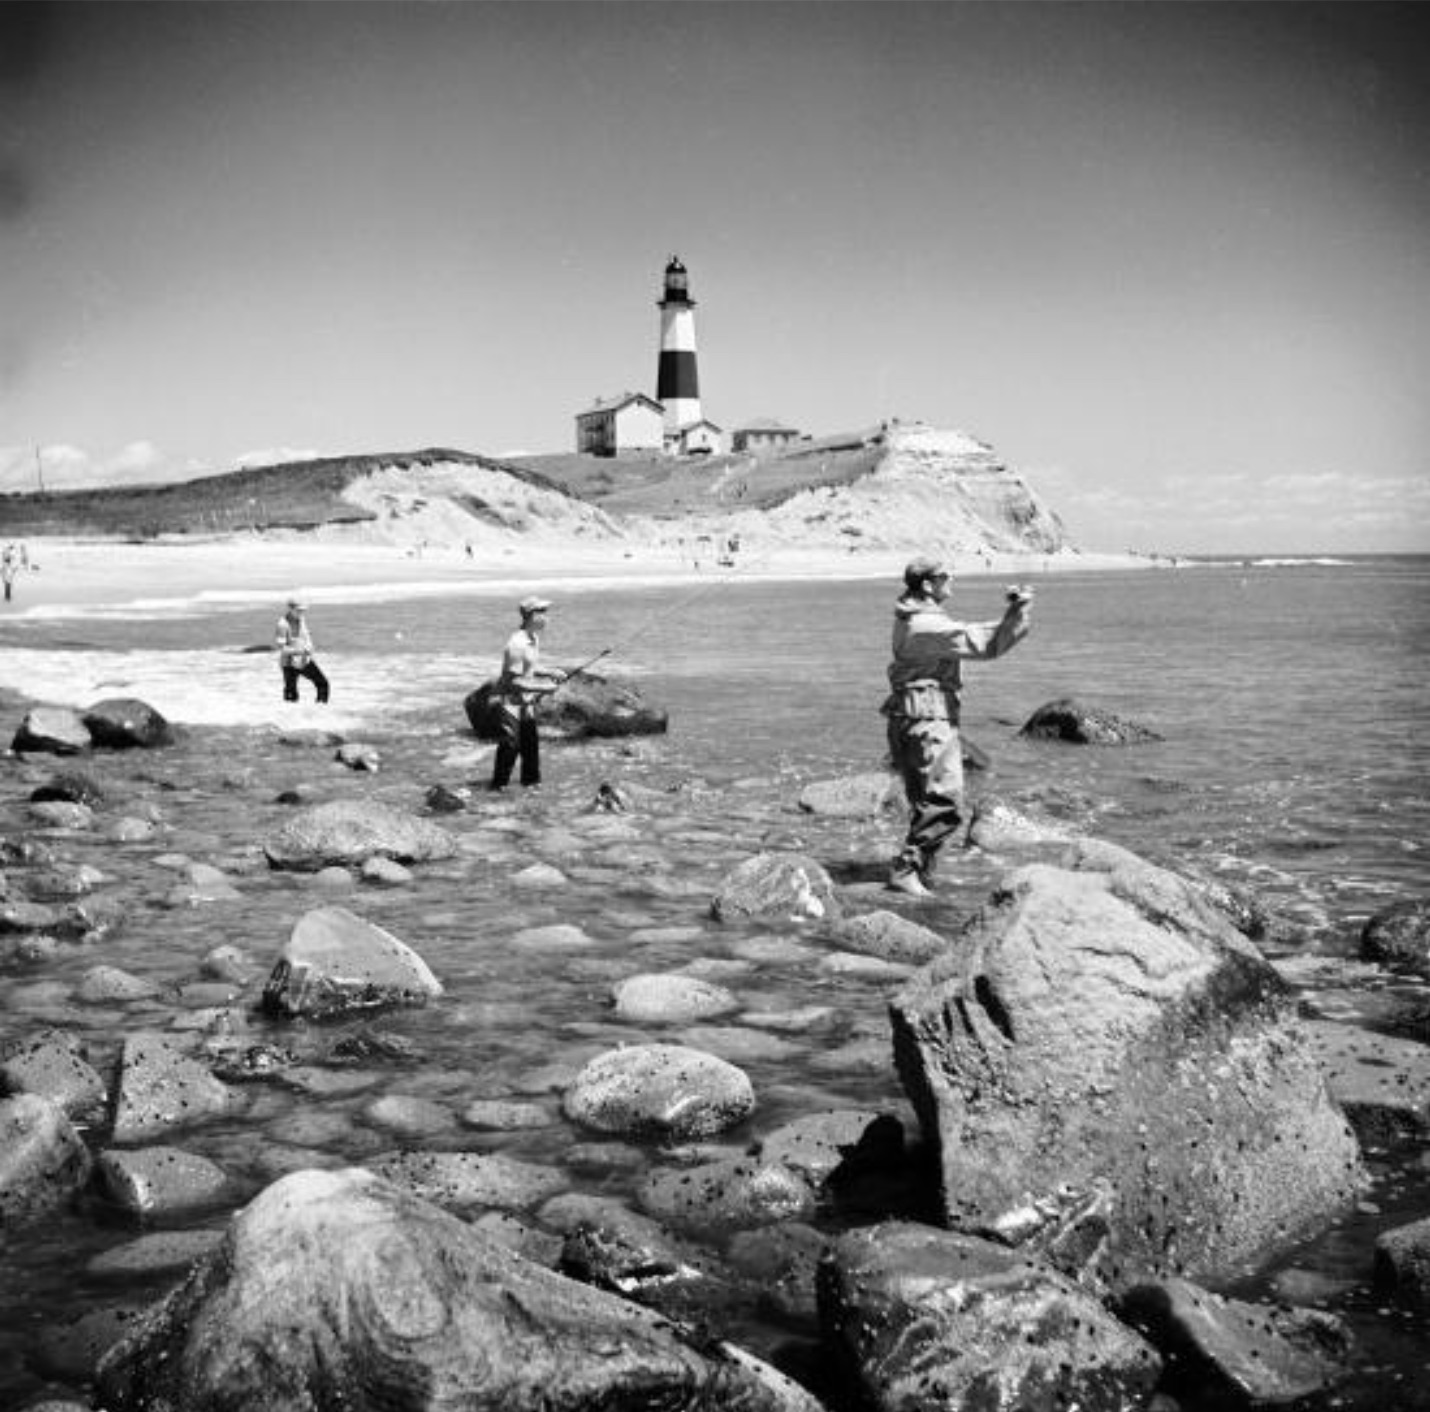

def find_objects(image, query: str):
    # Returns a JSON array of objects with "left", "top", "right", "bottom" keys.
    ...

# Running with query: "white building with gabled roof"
[{"left": 574, "top": 391, "right": 665, "bottom": 457}]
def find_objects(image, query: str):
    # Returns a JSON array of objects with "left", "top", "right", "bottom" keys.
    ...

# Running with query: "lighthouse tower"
[{"left": 656, "top": 256, "right": 701, "bottom": 438}]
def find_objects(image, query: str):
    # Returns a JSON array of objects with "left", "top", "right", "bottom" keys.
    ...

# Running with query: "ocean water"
[{"left": 0, "top": 553, "right": 1427, "bottom": 1408}]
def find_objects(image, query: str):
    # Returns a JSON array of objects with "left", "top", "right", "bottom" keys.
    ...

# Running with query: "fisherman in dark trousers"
[
  {"left": 490, "top": 595, "right": 567, "bottom": 790},
  {"left": 274, "top": 598, "right": 330, "bottom": 704},
  {"left": 882, "top": 557, "right": 1032, "bottom": 896}
]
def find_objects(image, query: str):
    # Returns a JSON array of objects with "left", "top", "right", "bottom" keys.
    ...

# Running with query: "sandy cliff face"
[{"left": 321, "top": 426, "right": 1067, "bottom": 560}]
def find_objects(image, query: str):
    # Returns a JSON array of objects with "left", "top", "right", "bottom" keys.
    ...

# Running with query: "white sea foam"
[{"left": 3, "top": 648, "right": 482, "bottom": 731}]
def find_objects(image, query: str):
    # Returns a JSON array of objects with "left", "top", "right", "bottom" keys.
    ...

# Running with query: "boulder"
[
  {"left": 1360, "top": 897, "right": 1430, "bottom": 976},
  {"left": 366, "top": 1149, "right": 566, "bottom": 1215},
  {"left": 819, "top": 1221, "right": 1162, "bottom": 1412},
  {"left": 11, "top": 706, "right": 91, "bottom": 755},
  {"left": 889, "top": 847, "right": 1365, "bottom": 1289},
  {"left": 110, "top": 1032, "right": 243, "bottom": 1143},
  {"left": 335, "top": 742, "right": 381, "bottom": 772},
  {"left": 97, "top": 1146, "right": 230, "bottom": 1217},
  {"left": 264, "top": 797, "right": 457, "bottom": 872},
  {"left": 1303, "top": 1019, "right": 1430, "bottom": 1147},
  {"left": 261, "top": 905, "right": 443, "bottom": 1020},
  {"left": 28, "top": 799, "right": 95, "bottom": 830},
  {"left": 0, "top": 1092, "right": 93, "bottom": 1228},
  {"left": 611, "top": 972, "right": 742, "bottom": 1024},
  {"left": 0, "top": 1028, "right": 108, "bottom": 1119},
  {"left": 1119, "top": 1277, "right": 1352, "bottom": 1407},
  {"left": 754, "top": 1109, "right": 905, "bottom": 1191},
  {"left": 711, "top": 853, "right": 840, "bottom": 923},
  {"left": 638, "top": 1156, "right": 816, "bottom": 1235},
  {"left": 1019, "top": 696, "right": 1163, "bottom": 745},
  {"left": 95, "top": 1167, "right": 823, "bottom": 1412},
  {"left": 796, "top": 773, "right": 902, "bottom": 818},
  {"left": 563, "top": 1043, "right": 756, "bottom": 1141},
  {"left": 465, "top": 671, "right": 668, "bottom": 741},
  {"left": 83, "top": 697, "right": 174, "bottom": 749},
  {"left": 1373, "top": 1215, "right": 1430, "bottom": 1313}
]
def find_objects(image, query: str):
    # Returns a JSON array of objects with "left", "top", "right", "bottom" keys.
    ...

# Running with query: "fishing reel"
[{"left": 1005, "top": 584, "right": 1034, "bottom": 606}]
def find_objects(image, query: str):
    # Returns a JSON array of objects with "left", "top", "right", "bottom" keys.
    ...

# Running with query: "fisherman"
[
  {"left": 490, "top": 595, "right": 567, "bottom": 790},
  {"left": 274, "top": 598, "right": 330, "bottom": 704},
  {"left": 1, "top": 545, "right": 16, "bottom": 602},
  {"left": 882, "top": 557, "right": 1033, "bottom": 896}
]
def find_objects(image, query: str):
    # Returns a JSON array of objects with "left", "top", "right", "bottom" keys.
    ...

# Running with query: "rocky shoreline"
[{"left": 2, "top": 688, "right": 1429, "bottom": 1412}]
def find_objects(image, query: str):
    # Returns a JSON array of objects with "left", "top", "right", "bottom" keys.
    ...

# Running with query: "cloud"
[{"left": 0, "top": 442, "right": 211, "bottom": 491}]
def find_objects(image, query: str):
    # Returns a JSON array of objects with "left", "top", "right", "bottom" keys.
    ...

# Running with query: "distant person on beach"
[
  {"left": 490, "top": 595, "right": 566, "bottom": 790},
  {"left": 1, "top": 545, "right": 17, "bottom": 602},
  {"left": 882, "top": 557, "right": 1033, "bottom": 897},
  {"left": 274, "top": 599, "right": 330, "bottom": 704}
]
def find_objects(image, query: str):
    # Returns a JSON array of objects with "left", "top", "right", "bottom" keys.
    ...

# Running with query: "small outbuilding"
[
  {"left": 671, "top": 419, "right": 725, "bottom": 457},
  {"left": 731, "top": 418, "right": 800, "bottom": 456},
  {"left": 575, "top": 392, "right": 666, "bottom": 457}
]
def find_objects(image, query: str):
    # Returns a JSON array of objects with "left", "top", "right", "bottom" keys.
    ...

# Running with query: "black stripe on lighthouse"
[{"left": 657, "top": 350, "right": 699, "bottom": 402}]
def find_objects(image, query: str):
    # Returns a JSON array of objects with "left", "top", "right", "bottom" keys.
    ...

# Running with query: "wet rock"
[
  {"left": 1373, "top": 1215, "right": 1430, "bottom": 1313},
  {"left": 76, "top": 964, "right": 162, "bottom": 1004},
  {"left": 423, "top": 783, "right": 467, "bottom": 813},
  {"left": 263, "top": 798, "right": 457, "bottom": 872},
  {"left": 13, "top": 707, "right": 92, "bottom": 755},
  {"left": 200, "top": 943, "right": 255, "bottom": 983},
  {"left": 1360, "top": 897, "right": 1430, "bottom": 977},
  {"left": 796, "top": 773, "right": 901, "bottom": 818},
  {"left": 96, "top": 1145, "right": 230, "bottom": 1217},
  {"left": 820, "top": 1221, "right": 1162, "bottom": 1412},
  {"left": 966, "top": 794, "right": 1077, "bottom": 854},
  {"left": 368, "top": 1149, "right": 567, "bottom": 1214},
  {"left": 612, "top": 972, "right": 742, "bottom": 1024},
  {"left": 28, "top": 800, "right": 95, "bottom": 830},
  {"left": 0, "top": 1093, "right": 93, "bottom": 1227},
  {"left": 34, "top": 1304, "right": 149, "bottom": 1386},
  {"left": 335, "top": 741, "right": 381, "bottom": 772},
  {"left": 96, "top": 1168, "right": 819, "bottom": 1412},
  {"left": 0, "top": 896, "right": 71, "bottom": 934},
  {"left": 110, "top": 1032, "right": 243, "bottom": 1143},
  {"left": 87, "top": 1228, "right": 227, "bottom": 1279},
  {"left": 30, "top": 768, "right": 109, "bottom": 807},
  {"left": 563, "top": 1042, "right": 756, "bottom": 1141},
  {"left": 466, "top": 672, "right": 669, "bottom": 741},
  {"left": 261, "top": 905, "right": 443, "bottom": 1020},
  {"left": 461, "top": 1098, "right": 555, "bottom": 1131},
  {"left": 825, "top": 909, "right": 947, "bottom": 965},
  {"left": 728, "top": 1222, "right": 829, "bottom": 1322},
  {"left": 513, "top": 861, "right": 568, "bottom": 888},
  {"left": 639, "top": 1156, "right": 816, "bottom": 1235},
  {"left": 890, "top": 844, "right": 1366, "bottom": 1289},
  {"left": 1119, "top": 1276, "right": 1352, "bottom": 1408},
  {"left": 22, "top": 862, "right": 102, "bottom": 901},
  {"left": 362, "top": 1093, "right": 454, "bottom": 1138},
  {"left": 1019, "top": 696, "right": 1163, "bottom": 745},
  {"left": 0, "top": 1028, "right": 107, "bottom": 1120},
  {"left": 711, "top": 852, "right": 840, "bottom": 923},
  {"left": 360, "top": 855, "right": 413, "bottom": 886},
  {"left": 1303, "top": 1019, "right": 1430, "bottom": 1147},
  {"left": 470, "top": 1209, "right": 565, "bottom": 1265},
  {"left": 511, "top": 922, "right": 594, "bottom": 950},
  {"left": 83, "top": 697, "right": 174, "bottom": 750},
  {"left": 754, "top": 1110, "right": 905, "bottom": 1192}
]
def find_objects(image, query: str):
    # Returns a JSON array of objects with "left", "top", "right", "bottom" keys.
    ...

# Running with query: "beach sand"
[{"left": 3, "top": 533, "right": 1152, "bottom": 616}]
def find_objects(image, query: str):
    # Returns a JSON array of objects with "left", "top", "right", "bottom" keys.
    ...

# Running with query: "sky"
[{"left": 2, "top": 2, "right": 1427, "bottom": 555}]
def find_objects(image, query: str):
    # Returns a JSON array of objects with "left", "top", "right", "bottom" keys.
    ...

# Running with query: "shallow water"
[{"left": 1, "top": 555, "right": 1427, "bottom": 1408}]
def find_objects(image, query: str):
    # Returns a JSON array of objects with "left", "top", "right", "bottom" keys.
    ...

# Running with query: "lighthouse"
[{"left": 656, "top": 256, "right": 701, "bottom": 437}]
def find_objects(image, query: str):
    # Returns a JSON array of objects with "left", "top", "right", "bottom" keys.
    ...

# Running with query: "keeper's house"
[
  {"left": 574, "top": 392, "right": 665, "bottom": 457},
  {"left": 732, "top": 418, "right": 801, "bottom": 456}
]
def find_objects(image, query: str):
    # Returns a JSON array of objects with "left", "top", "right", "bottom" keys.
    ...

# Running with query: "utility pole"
[{"left": 34, "top": 446, "right": 44, "bottom": 493}]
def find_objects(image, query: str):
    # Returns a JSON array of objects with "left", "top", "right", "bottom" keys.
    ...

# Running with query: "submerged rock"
[
  {"left": 94, "top": 1166, "right": 823, "bottom": 1411},
  {"left": 83, "top": 697, "right": 174, "bottom": 749},
  {"left": 1019, "top": 696, "right": 1163, "bottom": 745},
  {"left": 264, "top": 798, "right": 457, "bottom": 872},
  {"left": 0, "top": 1092, "right": 93, "bottom": 1228},
  {"left": 11, "top": 706, "right": 91, "bottom": 756},
  {"left": 465, "top": 672, "right": 668, "bottom": 741},
  {"left": 563, "top": 1043, "right": 755, "bottom": 1141},
  {"left": 1360, "top": 897, "right": 1430, "bottom": 977},
  {"left": 711, "top": 852, "right": 839, "bottom": 923}
]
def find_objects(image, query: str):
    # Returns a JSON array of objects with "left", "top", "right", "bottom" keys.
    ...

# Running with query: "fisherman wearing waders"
[
  {"left": 882, "top": 557, "right": 1033, "bottom": 897},
  {"left": 490, "top": 595, "right": 567, "bottom": 790},
  {"left": 275, "top": 598, "right": 330, "bottom": 704}
]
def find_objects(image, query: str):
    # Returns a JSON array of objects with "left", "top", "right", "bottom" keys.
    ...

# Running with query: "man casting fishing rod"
[
  {"left": 489, "top": 595, "right": 572, "bottom": 791},
  {"left": 882, "top": 557, "right": 1033, "bottom": 897}
]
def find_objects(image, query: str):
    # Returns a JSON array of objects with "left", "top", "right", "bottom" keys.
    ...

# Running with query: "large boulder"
[
  {"left": 82, "top": 697, "right": 174, "bottom": 749},
  {"left": 95, "top": 1166, "right": 823, "bottom": 1412},
  {"left": 889, "top": 842, "right": 1365, "bottom": 1289},
  {"left": 0, "top": 1028, "right": 108, "bottom": 1120},
  {"left": 0, "top": 1093, "right": 93, "bottom": 1228},
  {"left": 1359, "top": 897, "right": 1430, "bottom": 976},
  {"left": 111, "top": 1032, "right": 244, "bottom": 1143},
  {"left": 11, "top": 706, "right": 91, "bottom": 755},
  {"left": 563, "top": 1043, "right": 755, "bottom": 1141},
  {"left": 263, "top": 798, "right": 457, "bottom": 872},
  {"left": 819, "top": 1221, "right": 1162, "bottom": 1412},
  {"left": 1019, "top": 696, "right": 1162, "bottom": 745},
  {"left": 464, "top": 672, "right": 668, "bottom": 741},
  {"left": 261, "top": 906, "right": 443, "bottom": 1020}
]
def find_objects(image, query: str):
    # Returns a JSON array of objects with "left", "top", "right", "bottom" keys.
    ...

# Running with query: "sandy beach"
[{"left": 2, "top": 533, "right": 1153, "bottom": 618}]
